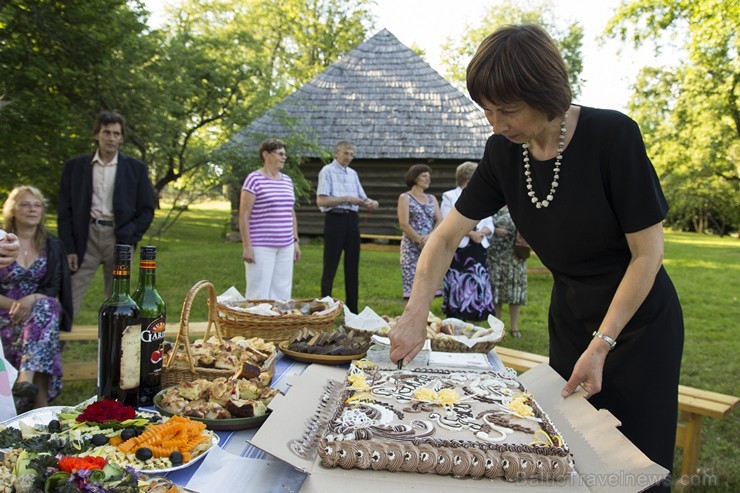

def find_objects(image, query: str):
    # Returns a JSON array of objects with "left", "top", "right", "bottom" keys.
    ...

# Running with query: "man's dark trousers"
[{"left": 321, "top": 211, "right": 360, "bottom": 314}]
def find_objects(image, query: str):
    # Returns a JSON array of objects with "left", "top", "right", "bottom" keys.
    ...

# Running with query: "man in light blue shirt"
[{"left": 316, "top": 141, "right": 378, "bottom": 313}]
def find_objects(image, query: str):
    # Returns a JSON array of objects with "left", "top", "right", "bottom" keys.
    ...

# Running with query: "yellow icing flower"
[
  {"left": 507, "top": 393, "right": 534, "bottom": 417},
  {"left": 413, "top": 387, "right": 438, "bottom": 402},
  {"left": 436, "top": 388, "right": 461, "bottom": 406},
  {"left": 348, "top": 374, "right": 371, "bottom": 392},
  {"left": 530, "top": 429, "right": 563, "bottom": 447},
  {"left": 346, "top": 392, "right": 375, "bottom": 405},
  {"left": 354, "top": 359, "right": 376, "bottom": 370}
]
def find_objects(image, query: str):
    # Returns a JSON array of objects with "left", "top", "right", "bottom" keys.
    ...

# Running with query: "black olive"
[
  {"left": 136, "top": 447, "right": 153, "bottom": 461},
  {"left": 149, "top": 414, "right": 163, "bottom": 423},
  {"left": 47, "top": 419, "right": 61, "bottom": 433},
  {"left": 169, "top": 451, "right": 183, "bottom": 465},
  {"left": 120, "top": 428, "right": 136, "bottom": 441},
  {"left": 91, "top": 433, "right": 109, "bottom": 446}
]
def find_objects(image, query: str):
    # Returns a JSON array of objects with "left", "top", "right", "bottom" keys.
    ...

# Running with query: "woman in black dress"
[{"left": 389, "top": 24, "right": 683, "bottom": 491}]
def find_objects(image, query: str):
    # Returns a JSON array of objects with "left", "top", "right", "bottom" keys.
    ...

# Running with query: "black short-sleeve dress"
[{"left": 456, "top": 106, "right": 684, "bottom": 482}]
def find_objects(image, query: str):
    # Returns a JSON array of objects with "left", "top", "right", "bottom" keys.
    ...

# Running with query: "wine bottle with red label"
[
  {"left": 132, "top": 245, "right": 166, "bottom": 406},
  {"left": 98, "top": 244, "right": 141, "bottom": 406}
]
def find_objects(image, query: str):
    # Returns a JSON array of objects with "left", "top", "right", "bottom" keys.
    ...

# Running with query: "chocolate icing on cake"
[{"left": 309, "top": 363, "right": 574, "bottom": 481}]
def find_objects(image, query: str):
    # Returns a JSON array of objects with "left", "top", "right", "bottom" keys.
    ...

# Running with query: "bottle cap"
[
  {"left": 140, "top": 246, "right": 157, "bottom": 260},
  {"left": 115, "top": 244, "right": 132, "bottom": 261}
]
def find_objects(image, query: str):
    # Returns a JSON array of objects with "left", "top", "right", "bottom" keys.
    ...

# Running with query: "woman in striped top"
[{"left": 239, "top": 139, "right": 301, "bottom": 300}]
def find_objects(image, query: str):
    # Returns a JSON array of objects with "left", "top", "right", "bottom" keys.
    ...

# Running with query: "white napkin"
[
  {"left": 186, "top": 446, "right": 305, "bottom": 493},
  {"left": 343, "top": 306, "right": 391, "bottom": 334},
  {"left": 439, "top": 314, "right": 505, "bottom": 348},
  {"left": 216, "top": 286, "right": 244, "bottom": 303},
  {"left": 313, "top": 296, "right": 340, "bottom": 316}
]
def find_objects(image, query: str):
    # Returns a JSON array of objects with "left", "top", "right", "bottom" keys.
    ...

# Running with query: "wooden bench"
[
  {"left": 360, "top": 233, "right": 402, "bottom": 252},
  {"left": 494, "top": 346, "right": 739, "bottom": 484}
]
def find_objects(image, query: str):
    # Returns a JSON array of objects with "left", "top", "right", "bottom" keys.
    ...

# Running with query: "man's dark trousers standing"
[{"left": 321, "top": 210, "right": 360, "bottom": 314}]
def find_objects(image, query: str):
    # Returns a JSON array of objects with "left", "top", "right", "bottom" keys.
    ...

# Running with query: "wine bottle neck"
[
  {"left": 112, "top": 275, "right": 131, "bottom": 296},
  {"left": 137, "top": 268, "right": 156, "bottom": 288}
]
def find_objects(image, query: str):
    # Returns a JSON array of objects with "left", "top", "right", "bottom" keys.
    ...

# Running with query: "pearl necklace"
[{"left": 522, "top": 113, "right": 567, "bottom": 209}]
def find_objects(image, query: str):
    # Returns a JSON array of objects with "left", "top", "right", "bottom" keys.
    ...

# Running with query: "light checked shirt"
[{"left": 316, "top": 160, "right": 368, "bottom": 213}]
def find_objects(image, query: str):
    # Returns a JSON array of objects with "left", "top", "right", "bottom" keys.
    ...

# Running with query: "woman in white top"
[{"left": 439, "top": 162, "right": 494, "bottom": 321}]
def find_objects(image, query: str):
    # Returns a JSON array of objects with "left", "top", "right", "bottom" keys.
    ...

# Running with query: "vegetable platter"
[{"left": 0, "top": 400, "right": 216, "bottom": 492}]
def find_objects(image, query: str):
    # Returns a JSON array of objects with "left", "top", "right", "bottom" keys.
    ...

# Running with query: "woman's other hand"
[
  {"left": 469, "top": 230, "right": 486, "bottom": 244},
  {"left": 294, "top": 242, "right": 301, "bottom": 262},
  {"left": 8, "top": 294, "right": 35, "bottom": 324},
  {"left": 561, "top": 340, "right": 609, "bottom": 399},
  {"left": 242, "top": 244, "right": 256, "bottom": 264},
  {"left": 0, "top": 231, "right": 20, "bottom": 269}
]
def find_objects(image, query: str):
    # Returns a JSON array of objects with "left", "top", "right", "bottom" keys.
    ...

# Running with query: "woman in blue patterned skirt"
[{"left": 440, "top": 162, "right": 494, "bottom": 321}]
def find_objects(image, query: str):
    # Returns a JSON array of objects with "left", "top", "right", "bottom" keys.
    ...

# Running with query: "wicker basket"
[
  {"left": 214, "top": 297, "right": 343, "bottom": 343},
  {"left": 162, "top": 280, "right": 277, "bottom": 388},
  {"left": 430, "top": 336, "right": 502, "bottom": 354}
]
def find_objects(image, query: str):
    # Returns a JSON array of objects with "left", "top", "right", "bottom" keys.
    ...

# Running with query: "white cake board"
[{"left": 251, "top": 364, "right": 667, "bottom": 493}]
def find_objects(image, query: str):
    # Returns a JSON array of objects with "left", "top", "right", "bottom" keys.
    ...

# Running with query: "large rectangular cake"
[{"left": 294, "top": 361, "right": 574, "bottom": 482}]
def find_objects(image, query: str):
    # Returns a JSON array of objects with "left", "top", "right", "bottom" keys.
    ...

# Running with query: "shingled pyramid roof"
[{"left": 229, "top": 29, "right": 490, "bottom": 160}]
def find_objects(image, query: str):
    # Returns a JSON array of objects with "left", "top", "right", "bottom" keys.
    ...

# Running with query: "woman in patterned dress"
[
  {"left": 487, "top": 206, "right": 527, "bottom": 337},
  {"left": 440, "top": 162, "right": 495, "bottom": 321},
  {"left": 0, "top": 185, "right": 72, "bottom": 411},
  {"left": 397, "top": 164, "right": 442, "bottom": 300}
]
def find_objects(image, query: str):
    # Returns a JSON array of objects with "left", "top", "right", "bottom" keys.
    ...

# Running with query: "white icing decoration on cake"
[{"left": 312, "top": 362, "right": 574, "bottom": 481}]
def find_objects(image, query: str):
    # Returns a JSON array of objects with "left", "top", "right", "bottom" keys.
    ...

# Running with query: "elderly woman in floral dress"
[{"left": 0, "top": 186, "right": 72, "bottom": 411}]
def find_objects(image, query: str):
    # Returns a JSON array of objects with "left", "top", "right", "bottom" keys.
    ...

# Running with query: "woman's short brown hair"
[
  {"left": 258, "top": 138, "right": 286, "bottom": 162},
  {"left": 404, "top": 164, "right": 432, "bottom": 188},
  {"left": 466, "top": 24, "right": 571, "bottom": 120}
]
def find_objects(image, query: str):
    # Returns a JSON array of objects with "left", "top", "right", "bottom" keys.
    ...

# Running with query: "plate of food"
[
  {"left": 0, "top": 447, "right": 205, "bottom": 492},
  {"left": 278, "top": 341, "right": 367, "bottom": 365},
  {"left": 153, "top": 377, "right": 280, "bottom": 431},
  {"left": 0, "top": 400, "right": 217, "bottom": 474}
]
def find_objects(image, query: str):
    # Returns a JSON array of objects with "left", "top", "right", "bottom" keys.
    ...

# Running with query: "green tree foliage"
[
  {"left": 439, "top": 0, "right": 584, "bottom": 98},
  {"left": 606, "top": 0, "right": 739, "bottom": 234},
  {"left": 0, "top": 0, "right": 372, "bottom": 215},
  {"left": 157, "top": 0, "right": 373, "bottom": 217},
  {"left": 0, "top": 0, "right": 153, "bottom": 200},
  {"left": 129, "top": 0, "right": 371, "bottom": 205}
]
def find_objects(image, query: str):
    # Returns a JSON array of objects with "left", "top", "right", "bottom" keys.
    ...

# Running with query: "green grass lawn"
[{"left": 58, "top": 202, "right": 739, "bottom": 492}]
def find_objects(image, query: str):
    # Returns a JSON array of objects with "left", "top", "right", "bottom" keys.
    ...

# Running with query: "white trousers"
[{"left": 245, "top": 245, "right": 294, "bottom": 300}]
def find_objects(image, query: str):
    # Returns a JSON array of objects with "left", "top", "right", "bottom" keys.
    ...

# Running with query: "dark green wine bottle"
[
  {"left": 98, "top": 244, "right": 141, "bottom": 406},
  {"left": 132, "top": 245, "right": 166, "bottom": 406}
]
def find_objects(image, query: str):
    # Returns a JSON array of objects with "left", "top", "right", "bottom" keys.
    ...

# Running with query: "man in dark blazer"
[{"left": 57, "top": 111, "right": 155, "bottom": 317}]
